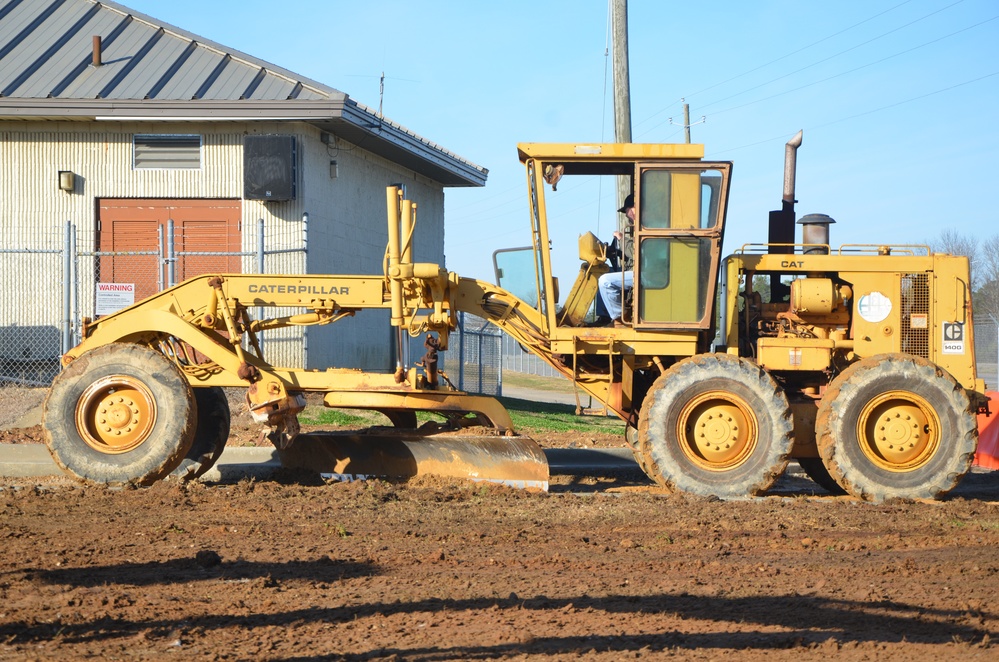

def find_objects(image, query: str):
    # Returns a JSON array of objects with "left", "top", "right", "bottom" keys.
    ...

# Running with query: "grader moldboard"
[{"left": 43, "top": 133, "right": 989, "bottom": 501}]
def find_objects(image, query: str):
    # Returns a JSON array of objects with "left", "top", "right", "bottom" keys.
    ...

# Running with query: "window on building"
[{"left": 133, "top": 134, "right": 202, "bottom": 169}]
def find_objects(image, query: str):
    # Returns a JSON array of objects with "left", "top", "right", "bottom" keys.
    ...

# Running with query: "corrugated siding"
[
  {"left": 0, "top": 119, "right": 451, "bottom": 372},
  {"left": 0, "top": 121, "right": 273, "bottom": 357}
]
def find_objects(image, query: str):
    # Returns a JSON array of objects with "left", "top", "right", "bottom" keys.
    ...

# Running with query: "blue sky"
[{"left": 123, "top": 0, "right": 998, "bottom": 286}]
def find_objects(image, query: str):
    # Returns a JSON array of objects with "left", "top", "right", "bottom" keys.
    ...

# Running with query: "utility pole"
[
  {"left": 670, "top": 99, "right": 705, "bottom": 143},
  {"left": 611, "top": 0, "right": 632, "bottom": 221},
  {"left": 378, "top": 72, "right": 385, "bottom": 117},
  {"left": 683, "top": 102, "right": 691, "bottom": 144}
]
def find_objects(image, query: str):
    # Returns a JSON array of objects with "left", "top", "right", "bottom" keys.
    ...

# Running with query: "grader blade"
[{"left": 277, "top": 433, "right": 550, "bottom": 491}]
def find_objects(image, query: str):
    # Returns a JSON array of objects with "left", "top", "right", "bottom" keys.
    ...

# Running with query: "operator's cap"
[{"left": 618, "top": 194, "right": 634, "bottom": 213}]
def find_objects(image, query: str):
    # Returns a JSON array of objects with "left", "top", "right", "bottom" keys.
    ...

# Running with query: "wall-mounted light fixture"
[
  {"left": 58, "top": 170, "right": 75, "bottom": 192},
  {"left": 329, "top": 160, "right": 338, "bottom": 179}
]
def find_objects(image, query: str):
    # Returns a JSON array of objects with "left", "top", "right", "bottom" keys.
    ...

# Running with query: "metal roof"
[{"left": 0, "top": 0, "right": 487, "bottom": 186}]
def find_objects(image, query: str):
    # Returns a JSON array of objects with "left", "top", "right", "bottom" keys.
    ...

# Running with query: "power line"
[
  {"left": 807, "top": 69, "right": 999, "bottom": 131},
  {"left": 633, "top": 0, "right": 920, "bottom": 132},
  {"left": 447, "top": 182, "right": 524, "bottom": 213},
  {"left": 706, "top": 13, "right": 998, "bottom": 119},
  {"left": 684, "top": 0, "right": 918, "bottom": 102},
  {"left": 708, "top": 70, "right": 999, "bottom": 157},
  {"left": 695, "top": 0, "right": 968, "bottom": 113}
]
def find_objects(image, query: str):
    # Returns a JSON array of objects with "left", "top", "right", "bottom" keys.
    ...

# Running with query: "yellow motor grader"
[{"left": 43, "top": 135, "right": 989, "bottom": 501}]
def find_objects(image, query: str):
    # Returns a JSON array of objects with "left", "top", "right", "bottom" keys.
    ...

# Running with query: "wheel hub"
[
  {"left": 76, "top": 376, "right": 156, "bottom": 454},
  {"left": 678, "top": 391, "right": 757, "bottom": 471},
  {"left": 859, "top": 391, "right": 938, "bottom": 471}
]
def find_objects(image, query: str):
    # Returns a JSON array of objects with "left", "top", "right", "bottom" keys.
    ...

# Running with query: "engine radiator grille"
[{"left": 900, "top": 273, "right": 930, "bottom": 359}]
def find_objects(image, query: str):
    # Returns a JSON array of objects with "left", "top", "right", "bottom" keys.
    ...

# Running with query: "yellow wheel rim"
[
  {"left": 75, "top": 375, "right": 156, "bottom": 454},
  {"left": 677, "top": 390, "right": 758, "bottom": 471},
  {"left": 857, "top": 390, "right": 939, "bottom": 472}
]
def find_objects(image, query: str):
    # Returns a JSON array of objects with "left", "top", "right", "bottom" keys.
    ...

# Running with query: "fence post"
[
  {"left": 302, "top": 212, "right": 309, "bottom": 257},
  {"left": 70, "top": 222, "right": 78, "bottom": 346},
  {"left": 166, "top": 219, "right": 176, "bottom": 287},
  {"left": 157, "top": 225, "right": 164, "bottom": 292},
  {"left": 477, "top": 328, "right": 483, "bottom": 394},
  {"left": 258, "top": 219, "right": 265, "bottom": 273},
  {"left": 62, "top": 220, "right": 72, "bottom": 355},
  {"left": 993, "top": 315, "right": 998, "bottom": 389},
  {"left": 498, "top": 331, "right": 503, "bottom": 397},
  {"left": 457, "top": 312, "right": 465, "bottom": 391}
]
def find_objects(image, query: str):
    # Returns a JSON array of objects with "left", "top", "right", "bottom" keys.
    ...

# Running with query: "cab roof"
[{"left": 517, "top": 142, "right": 705, "bottom": 163}]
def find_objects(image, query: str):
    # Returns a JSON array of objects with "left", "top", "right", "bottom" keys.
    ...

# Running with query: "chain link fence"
[
  {"left": 433, "top": 313, "right": 503, "bottom": 396},
  {"left": 0, "top": 219, "right": 298, "bottom": 386},
  {"left": 502, "top": 334, "right": 560, "bottom": 378},
  {"left": 975, "top": 315, "right": 998, "bottom": 391},
  {"left": 0, "top": 225, "right": 66, "bottom": 385}
]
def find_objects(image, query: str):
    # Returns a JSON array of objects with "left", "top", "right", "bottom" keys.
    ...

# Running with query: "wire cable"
[
  {"left": 696, "top": 0, "right": 972, "bottom": 114},
  {"left": 708, "top": 69, "right": 999, "bottom": 157},
  {"left": 706, "top": 13, "right": 998, "bottom": 120}
]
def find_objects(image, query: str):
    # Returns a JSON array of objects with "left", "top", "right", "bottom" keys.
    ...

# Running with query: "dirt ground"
[{"left": 1, "top": 387, "right": 999, "bottom": 660}]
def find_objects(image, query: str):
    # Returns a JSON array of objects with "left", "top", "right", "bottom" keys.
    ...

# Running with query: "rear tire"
[
  {"left": 171, "top": 387, "right": 230, "bottom": 481},
  {"left": 815, "top": 354, "right": 977, "bottom": 501},
  {"left": 638, "top": 354, "right": 793, "bottom": 498},
  {"left": 43, "top": 344, "right": 196, "bottom": 485}
]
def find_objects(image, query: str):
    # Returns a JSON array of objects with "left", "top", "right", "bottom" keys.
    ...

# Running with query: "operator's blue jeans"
[{"left": 598, "top": 270, "right": 633, "bottom": 320}]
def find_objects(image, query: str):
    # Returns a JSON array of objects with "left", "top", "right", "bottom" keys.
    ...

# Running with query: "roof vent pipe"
[{"left": 92, "top": 36, "right": 102, "bottom": 67}]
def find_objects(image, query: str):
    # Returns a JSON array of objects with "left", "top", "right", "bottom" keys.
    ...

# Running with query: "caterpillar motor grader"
[{"left": 43, "top": 133, "right": 989, "bottom": 501}]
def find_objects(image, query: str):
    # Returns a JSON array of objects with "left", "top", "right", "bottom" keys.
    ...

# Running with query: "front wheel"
[
  {"left": 815, "top": 354, "right": 977, "bottom": 501},
  {"left": 638, "top": 354, "right": 793, "bottom": 498},
  {"left": 43, "top": 344, "right": 196, "bottom": 485}
]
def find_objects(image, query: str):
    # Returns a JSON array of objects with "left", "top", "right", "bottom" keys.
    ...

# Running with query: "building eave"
[{"left": 0, "top": 98, "right": 488, "bottom": 187}]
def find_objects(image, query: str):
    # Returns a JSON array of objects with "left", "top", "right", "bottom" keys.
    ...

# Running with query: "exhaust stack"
[
  {"left": 768, "top": 130, "right": 803, "bottom": 253},
  {"left": 782, "top": 130, "right": 803, "bottom": 207}
]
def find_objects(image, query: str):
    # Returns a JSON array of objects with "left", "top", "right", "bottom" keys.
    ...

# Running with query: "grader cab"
[{"left": 42, "top": 136, "right": 989, "bottom": 501}]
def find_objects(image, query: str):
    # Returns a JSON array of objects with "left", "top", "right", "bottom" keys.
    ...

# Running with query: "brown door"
[{"left": 97, "top": 199, "right": 242, "bottom": 301}]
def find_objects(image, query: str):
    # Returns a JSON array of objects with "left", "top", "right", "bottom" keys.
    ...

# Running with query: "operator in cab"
[{"left": 595, "top": 194, "right": 635, "bottom": 326}]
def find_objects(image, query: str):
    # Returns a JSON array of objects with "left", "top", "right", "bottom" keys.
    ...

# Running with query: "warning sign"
[
  {"left": 942, "top": 321, "right": 965, "bottom": 355},
  {"left": 96, "top": 282, "right": 135, "bottom": 316}
]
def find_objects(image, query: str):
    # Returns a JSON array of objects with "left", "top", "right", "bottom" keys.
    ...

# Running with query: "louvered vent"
[{"left": 133, "top": 135, "right": 202, "bottom": 169}]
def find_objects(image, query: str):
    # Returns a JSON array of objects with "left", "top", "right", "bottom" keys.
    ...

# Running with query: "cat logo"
[{"left": 942, "top": 321, "right": 964, "bottom": 354}]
